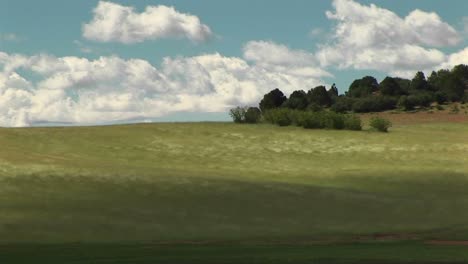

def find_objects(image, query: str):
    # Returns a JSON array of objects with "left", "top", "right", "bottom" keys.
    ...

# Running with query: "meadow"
[{"left": 0, "top": 113, "right": 467, "bottom": 263}]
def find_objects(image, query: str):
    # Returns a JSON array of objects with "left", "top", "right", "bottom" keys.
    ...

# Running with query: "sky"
[{"left": 1, "top": 0, "right": 468, "bottom": 126}]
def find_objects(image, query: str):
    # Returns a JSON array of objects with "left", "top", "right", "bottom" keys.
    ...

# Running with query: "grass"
[
  {"left": 0, "top": 121, "right": 467, "bottom": 262},
  {"left": 2, "top": 242, "right": 468, "bottom": 264}
]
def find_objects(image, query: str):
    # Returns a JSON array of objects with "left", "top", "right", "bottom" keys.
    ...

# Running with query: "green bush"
[
  {"left": 322, "top": 112, "right": 345, "bottom": 130},
  {"left": 369, "top": 117, "right": 392, "bottom": 132},
  {"left": 244, "top": 107, "right": 262, "bottom": 123},
  {"left": 331, "top": 97, "right": 355, "bottom": 113},
  {"left": 300, "top": 112, "right": 322, "bottom": 129},
  {"left": 263, "top": 108, "right": 293, "bottom": 126},
  {"left": 449, "top": 104, "right": 460, "bottom": 114},
  {"left": 351, "top": 96, "right": 397, "bottom": 113},
  {"left": 264, "top": 108, "right": 362, "bottom": 131},
  {"left": 343, "top": 114, "right": 362, "bottom": 131},
  {"left": 301, "top": 111, "right": 358, "bottom": 130}
]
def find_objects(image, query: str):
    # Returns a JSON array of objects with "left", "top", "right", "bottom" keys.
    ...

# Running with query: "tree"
[
  {"left": 331, "top": 96, "right": 355, "bottom": 113},
  {"left": 452, "top": 64, "right": 468, "bottom": 80},
  {"left": 283, "top": 90, "right": 308, "bottom": 110},
  {"left": 307, "top": 85, "right": 332, "bottom": 107},
  {"left": 410, "top": 71, "right": 429, "bottom": 92},
  {"left": 328, "top": 83, "right": 339, "bottom": 98},
  {"left": 244, "top": 107, "right": 262, "bottom": 123},
  {"left": 443, "top": 74, "right": 465, "bottom": 101},
  {"left": 347, "top": 76, "right": 379, "bottom": 97},
  {"left": 394, "top": 77, "right": 411, "bottom": 95},
  {"left": 379, "top": 77, "right": 403, "bottom": 96},
  {"left": 229, "top": 107, "right": 246, "bottom": 123},
  {"left": 446, "top": 64, "right": 468, "bottom": 101},
  {"left": 259, "top": 88, "right": 287, "bottom": 112},
  {"left": 351, "top": 96, "right": 397, "bottom": 113},
  {"left": 397, "top": 96, "right": 414, "bottom": 111}
]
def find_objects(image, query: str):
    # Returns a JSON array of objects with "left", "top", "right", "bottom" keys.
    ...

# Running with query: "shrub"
[
  {"left": 343, "top": 114, "right": 362, "bottom": 131},
  {"left": 449, "top": 104, "right": 460, "bottom": 114},
  {"left": 264, "top": 108, "right": 362, "bottom": 131},
  {"left": 244, "top": 107, "right": 262, "bottom": 123},
  {"left": 301, "top": 111, "right": 358, "bottom": 130},
  {"left": 369, "top": 117, "right": 392, "bottom": 132},
  {"left": 323, "top": 112, "right": 345, "bottom": 130},
  {"left": 331, "top": 97, "right": 355, "bottom": 113},
  {"left": 263, "top": 108, "right": 293, "bottom": 126},
  {"left": 301, "top": 112, "right": 323, "bottom": 129},
  {"left": 229, "top": 107, "right": 246, "bottom": 123},
  {"left": 306, "top": 102, "right": 323, "bottom": 112},
  {"left": 397, "top": 96, "right": 413, "bottom": 111},
  {"left": 434, "top": 91, "right": 447, "bottom": 105},
  {"left": 351, "top": 96, "right": 397, "bottom": 113}
]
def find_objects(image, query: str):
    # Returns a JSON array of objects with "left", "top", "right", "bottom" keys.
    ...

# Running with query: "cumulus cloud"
[
  {"left": 83, "top": 1, "right": 213, "bottom": 44},
  {"left": 317, "top": 0, "right": 461, "bottom": 77},
  {"left": 0, "top": 41, "right": 328, "bottom": 127},
  {"left": 243, "top": 40, "right": 332, "bottom": 78},
  {"left": 439, "top": 47, "right": 468, "bottom": 69}
]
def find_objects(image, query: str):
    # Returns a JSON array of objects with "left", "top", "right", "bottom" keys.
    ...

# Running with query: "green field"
[{"left": 0, "top": 121, "right": 467, "bottom": 262}]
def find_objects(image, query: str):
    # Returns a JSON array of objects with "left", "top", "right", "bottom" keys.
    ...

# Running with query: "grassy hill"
[{"left": 0, "top": 117, "right": 467, "bottom": 262}]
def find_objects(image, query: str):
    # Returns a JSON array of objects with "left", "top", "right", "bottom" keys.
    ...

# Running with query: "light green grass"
[{"left": 0, "top": 122, "right": 467, "bottom": 244}]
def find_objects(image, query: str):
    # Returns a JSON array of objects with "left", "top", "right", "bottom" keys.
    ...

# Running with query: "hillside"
[
  {"left": 1, "top": 117, "right": 468, "bottom": 262},
  {"left": 0, "top": 118, "right": 467, "bottom": 244}
]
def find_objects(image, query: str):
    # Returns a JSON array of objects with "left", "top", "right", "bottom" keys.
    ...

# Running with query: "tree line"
[{"left": 230, "top": 64, "right": 468, "bottom": 126}]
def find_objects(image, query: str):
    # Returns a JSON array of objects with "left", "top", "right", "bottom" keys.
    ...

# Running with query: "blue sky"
[{"left": 1, "top": 0, "right": 468, "bottom": 126}]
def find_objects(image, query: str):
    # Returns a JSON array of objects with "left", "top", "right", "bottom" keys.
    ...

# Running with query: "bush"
[
  {"left": 331, "top": 97, "right": 355, "bottom": 113},
  {"left": 369, "top": 117, "right": 392, "bottom": 132},
  {"left": 449, "top": 104, "right": 460, "bottom": 114},
  {"left": 263, "top": 108, "right": 294, "bottom": 126},
  {"left": 343, "top": 114, "right": 362, "bottom": 131},
  {"left": 434, "top": 91, "right": 447, "bottom": 105},
  {"left": 322, "top": 112, "right": 345, "bottom": 130},
  {"left": 244, "top": 107, "right": 262, "bottom": 123},
  {"left": 351, "top": 96, "right": 397, "bottom": 113},
  {"left": 306, "top": 102, "right": 323, "bottom": 112},
  {"left": 301, "top": 112, "right": 323, "bottom": 129},
  {"left": 397, "top": 96, "right": 414, "bottom": 111},
  {"left": 229, "top": 107, "right": 247, "bottom": 123},
  {"left": 263, "top": 108, "right": 362, "bottom": 131}
]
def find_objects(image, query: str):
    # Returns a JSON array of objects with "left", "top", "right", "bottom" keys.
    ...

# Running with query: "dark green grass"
[
  {"left": 1, "top": 172, "right": 468, "bottom": 243},
  {"left": 1, "top": 242, "right": 468, "bottom": 264}
]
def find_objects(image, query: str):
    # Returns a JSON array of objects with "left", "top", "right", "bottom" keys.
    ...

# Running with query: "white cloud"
[
  {"left": 440, "top": 47, "right": 468, "bottom": 69},
  {"left": 243, "top": 40, "right": 332, "bottom": 79},
  {"left": 0, "top": 41, "right": 328, "bottom": 127},
  {"left": 83, "top": 1, "right": 212, "bottom": 44},
  {"left": 317, "top": 0, "right": 461, "bottom": 76}
]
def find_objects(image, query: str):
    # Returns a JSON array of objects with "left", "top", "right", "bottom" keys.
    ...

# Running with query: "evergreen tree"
[
  {"left": 347, "top": 76, "right": 378, "bottom": 97},
  {"left": 259, "top": 88, "right": 287, "bottom": 112},
  {"left": 307, "top": 85, "right": 332, "bottom": 107},
  {"left": 380, "top": 77, "right": 403, "bottom": 96},
  {"left": 284, "top": 90, "right": 308, "bottom": 110}
]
